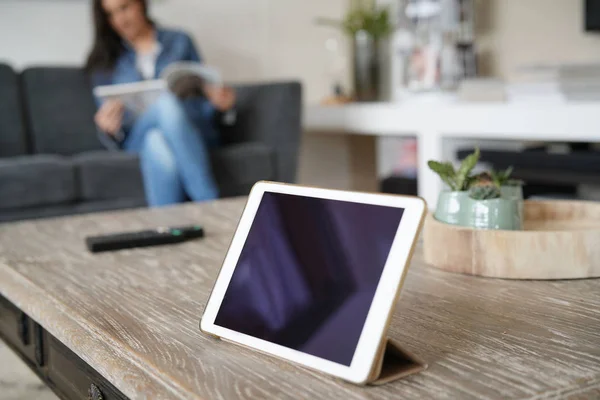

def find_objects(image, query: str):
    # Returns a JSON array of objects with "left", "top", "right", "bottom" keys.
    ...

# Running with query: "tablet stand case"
[
  {"left": 204, "top": 190, "right": 428, "bottom": 386},
  {"left": 366, "top": 338, "right": 427, "bottom": 385}
]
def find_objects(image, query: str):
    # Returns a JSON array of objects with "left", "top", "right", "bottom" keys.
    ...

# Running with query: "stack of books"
[
  {"left": 506, "top": 65, "right": 563, "bottom": 103},
  {"left": 507, "top": 63, "right": 600, "bottom": 103},
  {"left": 558, "top": 64, "right": 600, "bottom": 102}
]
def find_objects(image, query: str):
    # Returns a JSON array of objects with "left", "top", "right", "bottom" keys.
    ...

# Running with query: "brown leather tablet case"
[{"left": 366, "top": 338, "right": 427, "bottom": 385}]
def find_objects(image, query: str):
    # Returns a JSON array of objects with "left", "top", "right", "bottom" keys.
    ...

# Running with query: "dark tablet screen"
[{"left": 215, "top": 192, "right": 404, "bottom": 366}]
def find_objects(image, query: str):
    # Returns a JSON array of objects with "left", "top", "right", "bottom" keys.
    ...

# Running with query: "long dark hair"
[{"left": 85, "top": 0, "right": 151, "bottom": 72}]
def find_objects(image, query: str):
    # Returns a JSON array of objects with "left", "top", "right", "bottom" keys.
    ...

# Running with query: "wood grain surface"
[
  {"left": 0, "top": 198, "right": 599, "bottom": 399},
  {"left": 424, "top": 200, "right": 600, "bottom": 280}
]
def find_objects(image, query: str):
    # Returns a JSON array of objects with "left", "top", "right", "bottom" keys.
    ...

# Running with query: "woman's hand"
[
  {"left": 94, "top": 100, "right": 124, "bottom": 136},
  {"left": 170, "top": 76, "right": 205, "bottom": 99},
  {"left": 204, "top": 86, "right": 236, "bottom": 112}
]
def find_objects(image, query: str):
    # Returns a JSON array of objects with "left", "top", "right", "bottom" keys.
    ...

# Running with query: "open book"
[{"left": 93, "top": 62, "right": 222, "bottom": 116}]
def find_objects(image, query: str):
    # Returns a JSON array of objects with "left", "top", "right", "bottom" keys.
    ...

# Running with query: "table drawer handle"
[
  {"left": 34, "top": 323, "right": 44, "bottom": 367},
  {"left": 88, "top": 383, "right": 104, "bottom": 400},
  {"left": 17, "top": 312, "right": 29, "bottom": 346}
]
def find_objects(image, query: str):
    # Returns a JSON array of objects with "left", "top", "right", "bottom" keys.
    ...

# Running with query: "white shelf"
[{"left": 304, "top": 100, "right": 600, "bottom": 208}]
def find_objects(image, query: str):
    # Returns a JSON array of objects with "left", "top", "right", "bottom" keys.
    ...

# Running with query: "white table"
[{"left": 304, "top": 101, "right": 600, "bottom": 208}]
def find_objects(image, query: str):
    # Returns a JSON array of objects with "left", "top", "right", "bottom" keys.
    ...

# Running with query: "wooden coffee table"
[{"left": 0, "top": 198, "right": 599, "bottom": 399}]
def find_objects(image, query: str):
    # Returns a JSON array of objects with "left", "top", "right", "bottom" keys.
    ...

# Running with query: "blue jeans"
[{"left": 122, "top": 93, "right": 219, "bottom": 207}]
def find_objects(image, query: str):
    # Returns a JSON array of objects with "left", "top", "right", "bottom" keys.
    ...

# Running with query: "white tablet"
[{"left": 201, "top": 182, "right": 426, "bottom": 384}]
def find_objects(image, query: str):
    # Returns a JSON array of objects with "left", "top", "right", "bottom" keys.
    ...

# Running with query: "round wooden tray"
[{"left": 423, "top": 200, "right": 600, "bottom": 280}]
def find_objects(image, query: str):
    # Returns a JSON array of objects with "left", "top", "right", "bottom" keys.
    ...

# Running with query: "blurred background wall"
[
  {"left": 477, "top": 0, "right": 600, "bottom": 79},
  {"left": 0, "top": 0, "right": 349, "bottom": 105},
  {"left": 4, "top": 1, "right": 599, "bottom": 102}
]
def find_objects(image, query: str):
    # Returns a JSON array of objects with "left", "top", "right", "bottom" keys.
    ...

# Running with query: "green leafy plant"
[
  {"left": 428, "top": 148, "right": 480, "bottom": 191},
  {"left": 469, "top": 180, "right": 501, "bottom": 200},
  {"left": 488, "top": 167, "right": 524, "bottom": 187},
  {"left": 471, "top": 171, "right": 494, "bottom": 186},
  {"left": 490, "top": 167, "right": 512, "bottom": 186},
  {"left": 469, "top": 171, "right": 500, "bottom": 199},
  {"left": 315, "top": 2, "right": 393, "bottom": 40}
]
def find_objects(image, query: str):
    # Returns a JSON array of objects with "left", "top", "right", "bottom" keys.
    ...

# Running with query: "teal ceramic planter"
[
  {"left": 501, "top": 185, "right": 524, "bottom": 225},
  {"left": 501, "top": 185, "right": 523, "bottom": 201},
  {"left": 434, "top": 186, "right": 524, "bottom": 230},
  {"left": 434, "top": 191, "right": 469, "bottom": 225},
  {"left": 464, "top": 197, "right": 522, "bottom": 230}
]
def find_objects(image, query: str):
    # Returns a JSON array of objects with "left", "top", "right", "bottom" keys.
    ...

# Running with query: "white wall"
[
  {"left": 0, "top": 0, "right": 349, "bottom": 103},
  {"left": 478, "top": 0, "right": 600, "bottom": 78},
  {"left": 0, "top": 1, "right": 93, "bottom": 68}
]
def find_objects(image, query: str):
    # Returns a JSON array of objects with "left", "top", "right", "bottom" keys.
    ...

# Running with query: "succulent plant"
[
  {"left": 428, "top": 148, "right": 480, "bottom": 191},
  {"left": 469, "top": 182, "right": 501, "bottom": 200},
  {"left": 490, "top": 167, "right": 512, "bottom": 186},
  {"left": 428, "top": 148, "right": 526, "bottom": 198},
  {"left": 473, "top": 171, "right": 494, "bottom": 185},
  {"left": 489, "top": 167, "right": 523, "bottom": 187}
]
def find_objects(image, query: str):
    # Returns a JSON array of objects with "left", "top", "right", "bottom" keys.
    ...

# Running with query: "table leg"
[{"left": 417, "top": 132, "right": 443, "bottom": 209}]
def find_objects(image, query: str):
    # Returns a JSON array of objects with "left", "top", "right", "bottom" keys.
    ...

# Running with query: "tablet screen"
[{"left": 214, "top": 192, "right": 404, "bottom": 366}]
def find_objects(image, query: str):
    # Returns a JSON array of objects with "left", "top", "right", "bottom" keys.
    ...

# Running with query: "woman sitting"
[{"left": 86, "top": 0, "right": 236, "bottom": 207}]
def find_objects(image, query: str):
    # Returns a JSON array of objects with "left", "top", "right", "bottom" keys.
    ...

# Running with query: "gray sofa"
[{"left": 0, "top": 63, "right": 302, "bottom": 223}]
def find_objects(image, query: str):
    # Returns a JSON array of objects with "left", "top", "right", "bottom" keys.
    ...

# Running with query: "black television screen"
[{"left": 586, "top": 0, "right": 600, "bottom": 31}]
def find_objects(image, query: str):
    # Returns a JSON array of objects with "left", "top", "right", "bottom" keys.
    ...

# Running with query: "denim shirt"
[{"left": 91, "top": 27, "right": 217, "bottom": 148}]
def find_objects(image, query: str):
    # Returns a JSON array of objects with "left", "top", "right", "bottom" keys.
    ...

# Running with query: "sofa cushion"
[
  {"left": 222, "top": 82, "right": 302, "bottom": 146},
  {"left": 0, "top": 63, "right": 27, "bottom": 157},
  {"left": 222, "top": 81, "right": 302, "bottom": 183},
  {"left": 73, "top": 151, "right": 145, "bottom": 201},
  {"left": 212, "top": 142, "right": 274, "bottom": 191},
  {"left": 21, "top": 67, "right": 102, "bottom": 155},
  {"left": 0, "top": 155, "right": 77, "bottom": 209}
]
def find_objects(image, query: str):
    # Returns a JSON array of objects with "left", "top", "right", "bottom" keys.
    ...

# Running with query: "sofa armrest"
[
  {"left": 0, "top": 155, "right": 77, "bottom": 209},
  {"left": 221, "top": 81, "right": 302, "bottom": 183}
]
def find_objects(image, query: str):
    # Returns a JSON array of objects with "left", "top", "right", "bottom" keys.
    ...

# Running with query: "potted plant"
[
  {"left": 428, "top": 149, "right": 524, "bottom": 230},
  {"left": 466, "top": 172, "right": 523, "bottom": 230},
  {"left": 428, "top": 148, "right": 480, "bottom": 226},
  {"left": 316, "top": 1, "right": 393, "bottom": 101}
]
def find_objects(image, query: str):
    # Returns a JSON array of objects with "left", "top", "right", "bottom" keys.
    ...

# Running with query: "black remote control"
[{"left": 86, "top": 225, "right": 205, "bottom": 253}]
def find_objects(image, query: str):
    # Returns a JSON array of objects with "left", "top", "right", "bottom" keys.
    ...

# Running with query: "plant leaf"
[
  {"left": 491, "top": 166, "right": 514, "bottom": 186},
  {"left": 456, "top": 148, "right": 480, "bottom": 190},
  {"left": 340, "top": 4, "right": 393, "bottom": 38},
  {"left": 428, "top": 161, "right": 458, "bottom": 190},
  {"left": 490, "top": 169, "right": 501, "bottom": 187},
  {"left": 469, "top": 184, "right": 501, "bottom": 200},
  {"left": 465, "top": 175, "right": 479, "bottom": 190}
]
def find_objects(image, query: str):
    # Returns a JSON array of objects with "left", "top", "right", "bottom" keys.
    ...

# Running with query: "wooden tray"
[{"left": 423, "top": 200, "right": 600, "bottom": 280}]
